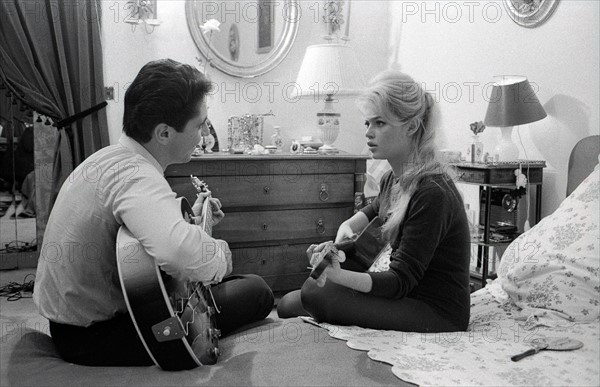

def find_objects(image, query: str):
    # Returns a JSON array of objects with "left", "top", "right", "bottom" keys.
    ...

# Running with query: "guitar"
[
  {"left": 310, "top": 216, "right": 392, "bottom": 279},
  {"left": 116, "top": 176, "right": 220, "bottom": 371}
]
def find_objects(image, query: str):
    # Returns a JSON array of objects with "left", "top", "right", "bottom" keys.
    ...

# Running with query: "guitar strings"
[
  {"left": 173, "top": 283, "right": 220, "bottom": 337},
  {"left": 206, "top": 285, "right": 221, "bottom": 314}
]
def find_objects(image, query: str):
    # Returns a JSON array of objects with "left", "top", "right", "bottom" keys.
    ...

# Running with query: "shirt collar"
[{"left": 118, "top": 134, "right": 164, "bottom": 173}]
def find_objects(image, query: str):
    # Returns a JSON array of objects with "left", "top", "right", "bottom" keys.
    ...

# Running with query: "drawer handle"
[
  {"left": 262, "top": 223, "right": 269, "bottom": 231},
  {"left": 263, "top": 186, "right": 270, "bottom": 194},
  {"left": 316, "top": 218, "right": 325, "bottom": 235},
  {"left": 319, "top": 184, "right": 329, "bottom": 202}
]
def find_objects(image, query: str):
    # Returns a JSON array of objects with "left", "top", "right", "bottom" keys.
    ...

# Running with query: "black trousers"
[
  {"left": 49, "top": 274, "right": 274, "bottom": 367},
  {"left": 277, "top": 259, "right": 463, "bottom": 332}
]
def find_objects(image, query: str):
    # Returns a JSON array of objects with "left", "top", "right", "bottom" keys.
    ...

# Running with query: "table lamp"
[
  {"left": 291, "top": 43, "right": 365, "bottom": 154},
  {"left": 484, "top": 76, "right": 547, "bottom": 161}
]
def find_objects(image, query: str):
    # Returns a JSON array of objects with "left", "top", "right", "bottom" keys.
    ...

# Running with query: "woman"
[{"left": 277, "top": 71, "right": 471, "bottom": 332}]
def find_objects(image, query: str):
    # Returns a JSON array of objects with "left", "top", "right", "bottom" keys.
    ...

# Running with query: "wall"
[
  {"left": 101, "top": 0, "right": 390, "bottom": 156},
  {"left": 102, "top": 0, "right": 600, "bottom": 217},
  {"left": 390, "top": 0, "right": 600, "bottom": 216}
]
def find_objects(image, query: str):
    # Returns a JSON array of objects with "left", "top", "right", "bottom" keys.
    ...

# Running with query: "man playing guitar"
[{"left": 33, "top": 59, "right": 274, "bottom": 368}]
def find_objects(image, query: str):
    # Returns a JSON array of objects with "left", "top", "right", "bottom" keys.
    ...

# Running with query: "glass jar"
[
  {"left": 271, "top": 126, "right": 284, "bottom": 153},
  {"left": 469, "top": 134, "right": 484, "bottom": 163}
]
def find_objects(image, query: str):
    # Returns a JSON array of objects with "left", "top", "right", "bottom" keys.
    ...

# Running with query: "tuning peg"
[{"left": 209, "top": 328, "right": 221, "bottom": 339}]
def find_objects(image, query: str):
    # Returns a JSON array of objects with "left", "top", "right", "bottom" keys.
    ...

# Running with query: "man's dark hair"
[{"left": 123, "top": 59, "right": 213, "bottom": 143}]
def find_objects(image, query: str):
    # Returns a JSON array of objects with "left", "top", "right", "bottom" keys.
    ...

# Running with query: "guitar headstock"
[{"left": 190, "top": 175, "right": 208, "bottom": 194}]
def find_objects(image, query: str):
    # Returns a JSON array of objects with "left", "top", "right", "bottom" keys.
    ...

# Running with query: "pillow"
[{"left": 497, "top": 168, "right": 600, "bottom": 323}]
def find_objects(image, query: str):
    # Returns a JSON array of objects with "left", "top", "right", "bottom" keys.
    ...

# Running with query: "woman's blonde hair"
[{"left": 357, "top": 70, "right": 444, "bottom": 241}]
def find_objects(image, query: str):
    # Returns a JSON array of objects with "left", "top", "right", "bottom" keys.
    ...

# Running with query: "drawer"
[
  {"left": 168, "top": 174, "right": 355, "bottom": 210},
  {"left": 231, "top": 243, "right": 310, "bottom": 277},
  {"left": 230, "top": 243, "right": 313, "bottom": 292},
  {"left": 166, "top": 157, "right": 366, "bottom": 177},
  {"left": 457, "top": 169, "right": 487, "bottom": 184},
  {"left": 213, "top": 207, "right": 352, "bottom": 244},
  {"left": 456, "top": 167, "right": 544, "bottom": 185}
]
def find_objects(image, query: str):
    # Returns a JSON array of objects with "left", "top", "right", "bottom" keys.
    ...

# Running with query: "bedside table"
[
  {"left": 451, "top": 161, "right": 546, "bottom": 289},
  {"left": 165, "top": 153, "right": 369, "bottom": 293}
]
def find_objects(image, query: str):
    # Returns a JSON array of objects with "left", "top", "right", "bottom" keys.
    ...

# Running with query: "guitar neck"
[{"left": 200, "top": 196, "right": 213, "bottom": 236}]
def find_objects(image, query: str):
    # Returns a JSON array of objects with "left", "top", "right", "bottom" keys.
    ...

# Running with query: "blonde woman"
[{"left": 278, "top": 71, "right": 471, "bottom": 332}]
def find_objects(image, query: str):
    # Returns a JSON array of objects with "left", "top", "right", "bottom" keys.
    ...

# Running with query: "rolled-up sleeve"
[{"left": 112, "top": 160, "right": 228, "bottom": 283}]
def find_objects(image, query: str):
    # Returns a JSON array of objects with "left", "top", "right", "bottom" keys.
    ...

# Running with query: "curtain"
[{"left": 0, "top": 0, "right": 109, "bottom": 207}]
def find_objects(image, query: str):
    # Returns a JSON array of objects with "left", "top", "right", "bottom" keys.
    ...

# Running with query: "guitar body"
[
  {"left": 336, "top": 216, "right": 388, "bottom": 270},
  {"left": 117, "top": 189, "right": 219, "bottom": 371},
  {"left": 310, "top": 216, "right": 391, "bottom": 279}
]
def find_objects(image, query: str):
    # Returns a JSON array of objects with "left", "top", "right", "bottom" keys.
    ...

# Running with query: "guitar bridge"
[{"left": 152, "top": 316, "right": 185, "bottom": 342}]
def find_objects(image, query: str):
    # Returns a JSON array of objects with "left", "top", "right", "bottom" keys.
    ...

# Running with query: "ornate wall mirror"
[
  {"left": 503, "top": 0, "right": 560, "bottom": 28},
  {"left": 186, "top": 0, "right": 299, "bottom": 78}
]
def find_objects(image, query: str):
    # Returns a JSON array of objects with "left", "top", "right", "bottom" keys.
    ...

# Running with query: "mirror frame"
[{"left": 186, "top": 0, "right": 299, "bottom": 78}]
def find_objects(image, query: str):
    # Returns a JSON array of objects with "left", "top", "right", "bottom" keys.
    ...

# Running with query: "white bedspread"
[{"left": 303, "top": 282, "right": 600, "bottom": 386}]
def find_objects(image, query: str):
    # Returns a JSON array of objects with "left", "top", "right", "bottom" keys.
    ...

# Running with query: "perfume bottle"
[{"left": 271, "top": 126, "right": 284, "bottom": 153}]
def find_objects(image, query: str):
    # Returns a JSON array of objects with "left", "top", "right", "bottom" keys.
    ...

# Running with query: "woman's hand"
[
  {"left": 306, "top": 242, "right": 346, "bottom": 287},
  {"left": 334, "top": 212, "right": 369, "bottom": 244},
  {"left": 334, "top": 223, "right": 357, "bottom": 244}
]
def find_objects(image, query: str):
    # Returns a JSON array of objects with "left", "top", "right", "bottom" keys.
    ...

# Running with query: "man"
[{"left": 33, "top": 59, "right": 274, "bottom": 367}]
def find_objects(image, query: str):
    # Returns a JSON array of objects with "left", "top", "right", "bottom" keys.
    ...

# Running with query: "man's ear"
[{"left": 154, "top": 123, "right": 171, "bottom": 145}]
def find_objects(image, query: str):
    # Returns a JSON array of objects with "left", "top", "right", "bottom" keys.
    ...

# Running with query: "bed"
[{"left": 1, "top": 136, "right": 598, "bottom": 386}]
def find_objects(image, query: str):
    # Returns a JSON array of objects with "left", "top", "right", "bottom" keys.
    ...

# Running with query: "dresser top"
[
  {"left": 450, "top": 160, "right": 546, "bottom": 170},
  {"left": 189, "top": 152, "right": 371, "bottom": 161}
]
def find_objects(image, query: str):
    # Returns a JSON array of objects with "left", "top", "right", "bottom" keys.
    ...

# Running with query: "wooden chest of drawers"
[{"left": 165, "top": 153, "right": 368, "bottom": 292}]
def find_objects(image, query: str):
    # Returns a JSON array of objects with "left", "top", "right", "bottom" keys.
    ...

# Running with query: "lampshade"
[
  {"left": 292, "top": 44, "right": 366, "bottom": 99},
  {"left": 484, "top": 76, "right": 547, "bottom": 127},
  {"left": 484, "top": 76, "right": 547, "bottom": 161},
  {"left": 291, "top": 43, "right": 365, "bottom": 154}
]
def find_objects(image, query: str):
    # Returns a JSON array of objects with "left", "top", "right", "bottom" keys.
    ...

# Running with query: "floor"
[
  {"left": 0, "top": 268, "right": 46, "bottom": 346},
  {"left": 0, "top": 268, "right": 279, "bottom": 331}
]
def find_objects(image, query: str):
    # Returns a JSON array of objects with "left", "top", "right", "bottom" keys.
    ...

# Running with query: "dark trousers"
[
  {"left": 277, "top": 260, "right": 461, "bottom": 332},
  {"left": 49, "top": 274, "right": 274, "bottom": 367},
  {"left": 300, "top": 279, "right": 461, "bottom": 332}
]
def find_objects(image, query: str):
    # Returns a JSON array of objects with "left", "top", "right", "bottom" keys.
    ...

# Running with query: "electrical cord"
[
  {"left": 0, "top": 239, "right": 37, "bottom": 253},
  {"left": 516, "top": 127, "right": 532, "bottom": 230},
  {"left": 0, "top": 273, "right": 35, "bottom": 301}
]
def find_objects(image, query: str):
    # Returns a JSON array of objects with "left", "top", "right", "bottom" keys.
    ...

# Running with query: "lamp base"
[
  {"left": 493, "top": 126, "right": 520, "bottom": 161},
  {"left": 317, "top": 94, "right": 341, "bottom": 154}
]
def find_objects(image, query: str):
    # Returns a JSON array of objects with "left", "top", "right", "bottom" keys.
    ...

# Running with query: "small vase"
[
  {"left": 271, "top": 126, "right": 284, "bottom": 153},
  {"left": 469, "top": 134, "right": 484, "bottom": 163}
]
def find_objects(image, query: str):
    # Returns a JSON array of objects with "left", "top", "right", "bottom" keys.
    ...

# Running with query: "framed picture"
[
  {"left": 503, "top": 0, "right": 560, "bottom": 28},
  {"left": 257, "top": 0, "right": 274, "bottom": 54},
  {"left": 124, "top": 0, "right": 158, "bottom": 24}
]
